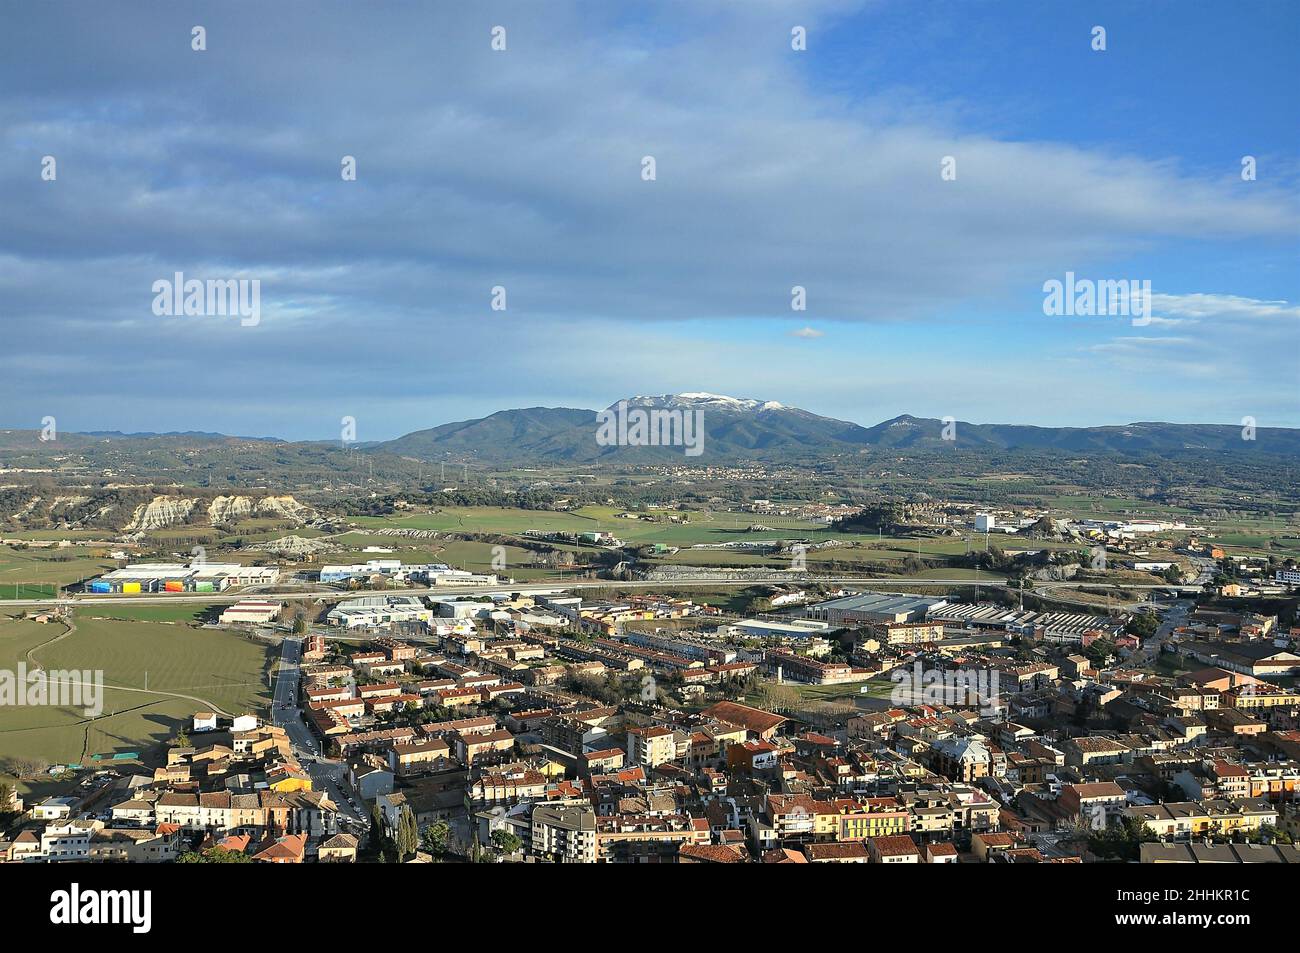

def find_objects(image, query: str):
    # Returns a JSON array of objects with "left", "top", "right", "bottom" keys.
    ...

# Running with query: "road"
[
  {"left": 0, "top": 574, "right": 1203, "bottom": 609},
  {"left": 270, "top": 636, "right": 366, "bottom": 827},
  {"left": 1130, "top": 555, "right": 1212, "bottom": 664},
  {"left": 1139, "top": 598, "right": 1194, "bottom": 664}
]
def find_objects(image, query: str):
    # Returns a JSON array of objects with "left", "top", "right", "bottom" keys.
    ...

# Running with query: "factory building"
[
  {"left": 87, "top": 562, "right": 278, "bottom": 594},
  {"left": 219, "top": 600, "right": 284, "bottom": 625},
  {"left": 325, "top": 595, "right": 434, "bottom": 629},
  {"left": 804, "top": 592, "right": 942, "bottom": 626}
]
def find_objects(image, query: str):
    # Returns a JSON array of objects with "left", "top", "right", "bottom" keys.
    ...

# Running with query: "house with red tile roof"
[
  {"left": 868, "top": 834, "right": 921, "bottom": 863},
  {"left": 253, "top": 832, "right": 307, "bottom": 864}
]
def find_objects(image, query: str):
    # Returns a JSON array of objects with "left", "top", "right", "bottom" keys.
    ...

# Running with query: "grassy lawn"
[{"left": 792, "top": 677, "right": 898, "bottom": 702}]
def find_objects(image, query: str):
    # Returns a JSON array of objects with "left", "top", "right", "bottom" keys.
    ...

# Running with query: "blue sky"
[{"left": 1, "top": 0, "right": 1297, "bottom": 439}]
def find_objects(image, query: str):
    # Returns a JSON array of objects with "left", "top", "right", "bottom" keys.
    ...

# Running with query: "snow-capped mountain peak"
[{"left": 622, "top": 393, "right": 787, "bottom": 412}]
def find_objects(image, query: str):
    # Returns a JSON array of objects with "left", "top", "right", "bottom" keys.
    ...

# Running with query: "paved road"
[
  {"left": 270, "top": 636, "right": 366, "bottom": 827},
  {"left": 2, "top": 575, "right": 1203, "bottom": 609},
  {"left": 1139, "top": 598, "right": 1194, "bottom": 664}
]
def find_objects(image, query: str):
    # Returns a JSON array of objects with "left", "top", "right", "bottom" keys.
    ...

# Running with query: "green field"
[
  {"left": 0, "top": 612, "right": 273, "bottom": 787},
  {"left": 0, "top": 583, "right": 58, "bottom": 600},
  {"left": 792, "top": 677, "right": 898, "bottom": 702},
  {"left": 354, "top": 505, "right": 1084, "bottom": 556},
  {"left": 79, "top": 602, "right": 222, "bottom": 624},
  {"left": 0, "top": 543, "right": 115, "bottom": 596},
  {"left": 352, "top": 505, "right": 838, "bottom": 545}
]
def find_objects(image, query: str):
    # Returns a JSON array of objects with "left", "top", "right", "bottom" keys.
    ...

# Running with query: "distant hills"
[
  {"left": 4, "top": 393, "right": 1299, "bottom": 466},
  {"left": 370, "top": 393, "right": 1300, "bottom": 461}
]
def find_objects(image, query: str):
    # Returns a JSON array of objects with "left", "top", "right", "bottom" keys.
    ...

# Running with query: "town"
[
  {"left": 1, "top": 3, "right": 1295, "bottom": 936},
  {"left": 4, "top": 514, "right": 1298, "bottom": 864}
]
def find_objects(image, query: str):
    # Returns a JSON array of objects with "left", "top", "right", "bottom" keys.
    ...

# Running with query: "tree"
[
  {"left": 1126, "top": 612, "right": 1159, "bottom": 639},
  {"left": 1088, "top": 816, "right": 1156, "bottom": 862},
  {"left": 178, "top": 846, "right": 252, "bottom": 863},
  {"left": 421, "top": 820, "right": 450, "bottom": 859},
  {"left": 293, "top": 615, "right": 308, "bottom": 635},
  {"left": 369, "top": 802, "right": 388, "bottom": 855},
  {"left": 1084, "top": 638, "right": 1116, "bottom": 665},
  {"left": 490, "top": 829, "right": 522, "bottom": 856},
  {"left": 394, "top": 805, "right": 419, "bottom": 861},
  {"left": 0, "top": 781, "right": 16, "bottom": 829},
  {"left": 1252, "top": 823, "right": 1293, "bottom": 845}
]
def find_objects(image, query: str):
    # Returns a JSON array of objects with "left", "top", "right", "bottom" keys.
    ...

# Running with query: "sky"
[{"left": 1, "top": 0, "right": 1297, "bottom": 440}]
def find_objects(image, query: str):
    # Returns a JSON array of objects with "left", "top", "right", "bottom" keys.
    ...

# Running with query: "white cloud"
[
  {"left": 1080, "top": 293, "right": 1299, "bottom": 399},
  {"left": 0, "top": 2, "right": 1296, "bottom": 432}
]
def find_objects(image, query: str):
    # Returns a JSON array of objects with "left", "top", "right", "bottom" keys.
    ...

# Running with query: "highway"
[
  {"left": 269, "top": 635, "right": 367, "bottom": 828},
  {"left": 0, "top": 574, "right": 1203, "bottom": 609}
]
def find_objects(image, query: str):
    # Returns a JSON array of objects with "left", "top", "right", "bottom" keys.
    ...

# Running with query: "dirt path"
[
  {"left": 24, "top": 616, "right": 78, "bottom": 668},
  {"left": 19, "top": 612, "right": 234, "bottom": 721}
]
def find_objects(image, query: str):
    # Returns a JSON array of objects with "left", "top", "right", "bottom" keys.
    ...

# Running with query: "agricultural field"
[
  {"left": 354, "top": 505, "right": 1084, "bottom": 558},
  {"left": 0, "top": 543, "right": 115, "bottom": 598},
  {"left": 78, "top": 602, "right": 222, "bottom": 624},
  {"left": 0, "top": 529, "right": 110, "bottom": 541},
  {"left": 0, "top": 612, "right": 273, "bottom": 791},
  {"left": 352, "top": 505, "right": 836, "bottom": 546},
  {"left": 343, "top": 505, "right": 1104, "bottom": 587},
  {"left": 1027, "top": 493, "right": 1300, "bottom": 558},
  {"left": 285, "top": 535, "right": 566, "bottom": 582}
]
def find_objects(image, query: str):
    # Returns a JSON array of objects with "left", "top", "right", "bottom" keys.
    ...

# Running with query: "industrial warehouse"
[
  {"left": 85, "top": 562, "right": 280, "bottom": 594},
  {"left": 802, "top": 592, "right": 1128, "bottom": 646},
  {"left": 319, "top": 558, "right": 499, "bottom": 587},
  {"left": 325, "top": 594, "right": 435, "bottom": 629}
]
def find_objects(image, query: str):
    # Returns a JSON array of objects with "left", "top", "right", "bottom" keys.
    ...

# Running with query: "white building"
[
  {"left": 219, "top": 600, "right": 283, "bottom": 625},
  {"left": 728, "top": 618, "right": 831, "bottom": 639},
  {"left": 320, "top": 559, "right": 404, "bottom": 583},
  {"left": 326, "top": 595, "right": 433, "bottom": 629},
  {"left": 430, "top": 597, "right": 497, "bottom": 619},
  {"left": 31, "top": 796, "right": 78, "bottom": 821},
  {"left": 423, "top": 570, "right": 499, "bottom": 587},
  {"left": 88, "top": 561, "right": 277, "bottom": 594},
  {"left": 40, "top": 820, "right": 96, "bottom": 862}
]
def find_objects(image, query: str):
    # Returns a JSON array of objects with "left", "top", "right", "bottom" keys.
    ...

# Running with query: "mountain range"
[
  {"left": 368, "top": 393, "right": 1300, "bottom": 461},
  {"left": 4, "top": 393, "right": 1298, "bottom": 465}
]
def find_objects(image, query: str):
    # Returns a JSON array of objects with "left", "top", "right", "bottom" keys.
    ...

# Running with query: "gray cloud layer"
[{"left": 2, "top": 1, "right": 1296, "bottom": 436}]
